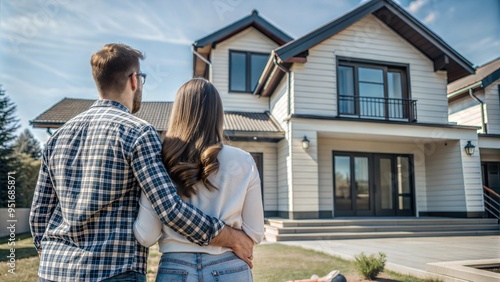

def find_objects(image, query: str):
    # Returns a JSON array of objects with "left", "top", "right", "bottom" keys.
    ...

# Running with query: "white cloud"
[
  {"left": 423, "top": 12, "right": 436, "bottom": 24},
  {"left": 407, "top": 0, "right": 428, "bottom": 13}
]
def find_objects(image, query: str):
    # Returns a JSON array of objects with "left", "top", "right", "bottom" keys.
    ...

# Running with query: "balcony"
[{"left": 338, "top": 95, "right": 417, "bottom": 122}]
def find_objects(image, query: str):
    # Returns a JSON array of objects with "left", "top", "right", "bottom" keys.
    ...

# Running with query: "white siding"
[
  {"left": 277, "top": 136, "right": 290, "bottom": 213},
  {"left": 291, "top": 14, "right": 449, "bottom": 124},
  {"left": 227, "top": 141, "right": 278, "bottom": 212},
  {"left": 270, "top": 78, "right": 288, "bottom": 129},
  {"left": 211, "top": 27, "right": 278, "bottom": 112},
  {"left": 485, "top": 79, "right": 500, "bottom": 134},
  {"left": 425, "top": 141, "right": 467, "bottom": 211},
  {"left": 318, "top": 139, "right": 427, "bottom": 215},
  {"left": 289, "top": 122, "right": 319, "bottom": 213},
  {"left": 449, "top": 104, "right": 483, "bottom": 130},
  {"left": 459, "top": 139, "right": 484, "bottom": 212}
]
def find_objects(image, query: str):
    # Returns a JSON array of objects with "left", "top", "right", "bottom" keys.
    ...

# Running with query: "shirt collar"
[{"left": 91, "top": 99, "right": 131, "bottom": 114}]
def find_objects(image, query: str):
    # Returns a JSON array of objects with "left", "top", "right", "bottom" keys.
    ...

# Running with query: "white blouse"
[{"left": 133, "top": 145, "right": 264, "bottom": 254}]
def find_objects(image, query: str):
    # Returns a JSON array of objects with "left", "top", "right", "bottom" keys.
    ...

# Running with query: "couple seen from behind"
[{"left": 29, "top": 43, "right": 346, "bottom": 282}]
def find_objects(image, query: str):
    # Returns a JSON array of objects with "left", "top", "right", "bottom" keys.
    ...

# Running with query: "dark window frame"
[
  {"left": 336, "top": 56, "right": 413, "bottom": 120},
  {"left": 229, "top": 50, "right": 269, "bottom": 93}
]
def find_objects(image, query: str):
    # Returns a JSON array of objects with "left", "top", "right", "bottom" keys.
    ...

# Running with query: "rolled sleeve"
[{"left": 241, "top": 155, "right": 265, "bottom": 244}]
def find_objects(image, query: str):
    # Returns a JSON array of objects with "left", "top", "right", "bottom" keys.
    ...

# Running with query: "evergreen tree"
[
  {"left": 14, "top": 153, "right": 41, "bottom": 208},
  {"left": 14, "top": 128, "right": 41, "bottom": 160},
  {"left": 0, "top": 86, "right": 20, "bottom": 208}
]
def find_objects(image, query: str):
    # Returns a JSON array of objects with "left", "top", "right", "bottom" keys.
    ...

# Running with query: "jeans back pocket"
[{"left": 156, "top": 268, "right": 188, "bottom": 282}]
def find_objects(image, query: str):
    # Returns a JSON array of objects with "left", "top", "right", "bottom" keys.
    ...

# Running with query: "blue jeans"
[
  {"left": 39, "top": 271, "right": 145, "bottom": 282},
  {"left": 156, "top": 252, "right": 252, "bottom": 282},
  {"left": 333, "top": 273, "right": 347, "bottom": 282}
]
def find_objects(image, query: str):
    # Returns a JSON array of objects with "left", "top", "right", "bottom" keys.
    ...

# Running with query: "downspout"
[
  {"left": 192, "top": 46, "right": 212, "bottom": 79},
  {"left": 469, "top": 88, "right": 487, "bottom": 134},
  {"left": 273, "top": 55, "right": 291, "bottom": 116},
  {"left": 46, "top": 128, "right": 52, "bottom": 136}
]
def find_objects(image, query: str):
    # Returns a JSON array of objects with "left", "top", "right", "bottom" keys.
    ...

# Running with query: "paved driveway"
[{"left": 281, "top": 235, "right": 500, "bottom": 280}]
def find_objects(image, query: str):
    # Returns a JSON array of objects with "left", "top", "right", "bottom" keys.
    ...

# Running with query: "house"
[
  {"left": 448, "top": 58, "right": 500, "bottom": 197},
  {"left": 32, "top": 0, "right": 493, "bottom": 224}
]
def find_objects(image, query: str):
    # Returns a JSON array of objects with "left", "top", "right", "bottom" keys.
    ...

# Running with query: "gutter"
[
  {"left": 273, "top": 54, "right": 291, "bottom": 116},
  {"left": 192, "top": 45, "right": 212, "bottom": 79},
  {"left": 447, "top": 81, "right": 482, "bottom": 100},
  {"left": 469, "top": 88, "right": 487, "bottom": 134}
]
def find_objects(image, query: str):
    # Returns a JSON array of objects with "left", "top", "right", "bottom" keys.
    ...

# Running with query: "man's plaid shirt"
[{"left": 30, "top": 100, "right": 224, "bottom": 281}]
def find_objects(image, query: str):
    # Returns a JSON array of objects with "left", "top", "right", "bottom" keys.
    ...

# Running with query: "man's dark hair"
[{"left": 91, "top": 43, "right": 145, "bottom": 94}]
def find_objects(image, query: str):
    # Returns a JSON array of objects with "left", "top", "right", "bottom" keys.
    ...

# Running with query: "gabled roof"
[
  {"left": 192, "top": 10, "right": 293, "bottom": 78},
  {"left": 448, "top": 57, "right": 500, "bottom": 95},
  {"left": 193, "top": 10, "right": 293, "bottom": 49},
  {"left": 31, "top": 98, "right": 284, "bottom": 141},
  {"left": 268, "top": 0, "right": 474, "bottom": 85}
]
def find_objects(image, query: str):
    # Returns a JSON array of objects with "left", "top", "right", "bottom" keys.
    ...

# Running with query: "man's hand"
[{"left": 210, "top": 225, "right": 254, "bottom": 268}]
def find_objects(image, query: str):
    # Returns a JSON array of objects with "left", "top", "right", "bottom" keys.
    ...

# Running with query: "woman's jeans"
[{"left": 156, "top": 251, "right": 252, "bottom": 282}]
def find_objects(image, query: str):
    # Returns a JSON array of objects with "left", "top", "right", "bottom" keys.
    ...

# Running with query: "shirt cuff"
[{"left": 203, "top": 219, "right": 225, "bottom": 246}]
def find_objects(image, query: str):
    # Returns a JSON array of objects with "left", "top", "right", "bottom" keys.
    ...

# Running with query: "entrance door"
[
  {"left": 334, "top": 152, "right": 414, "bottom": 216},
  {"left": 374, "top": 154, "right": 414, "bottom": 216},
  {"left": 482, "top": 162, "right": 500, "bottom": 194},
  {"left": 334, "top": 153, "right": 373, "bottom": 216}
]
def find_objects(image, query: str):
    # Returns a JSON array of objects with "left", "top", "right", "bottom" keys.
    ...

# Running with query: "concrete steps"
[{"left": 264, "top": 218, "right": 500, "bottom": 242}]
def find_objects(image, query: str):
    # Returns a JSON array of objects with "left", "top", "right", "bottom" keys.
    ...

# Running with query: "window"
[
  {"left": 230, "top": 51, "right": 268, "bottom": 93},
  {"left": 338, "top": 59, "right": 414, "bottom": 121}
]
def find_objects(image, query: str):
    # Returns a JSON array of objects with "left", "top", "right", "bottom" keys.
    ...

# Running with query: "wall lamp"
[
  {"left": 302, "top": 136, "right": 310, "bottom": 150},
  {"left": 464, "top": 141, "right": 475, "bottom": 156}
]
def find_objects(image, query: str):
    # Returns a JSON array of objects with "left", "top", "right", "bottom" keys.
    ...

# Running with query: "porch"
[{"left": 264, "top": 217, "right": 500, "bottom": 242}]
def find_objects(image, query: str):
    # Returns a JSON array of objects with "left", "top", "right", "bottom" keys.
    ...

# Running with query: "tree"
[
  {"left": 0, "top": 86, "right": 20, "bottom": 208},
  {"left": 14, "top": 153, "right": 41, "bottom": 208},
  {"left": 14, "top": 128, "right": 41, "bottom": 160}
]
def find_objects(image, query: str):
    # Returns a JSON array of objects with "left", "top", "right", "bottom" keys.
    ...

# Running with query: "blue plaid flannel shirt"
[{"left": 29, "top": 100, "right": 225, "bottom": 281}]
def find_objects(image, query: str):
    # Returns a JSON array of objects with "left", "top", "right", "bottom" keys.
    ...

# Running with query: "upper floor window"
[
  {"left": 338, "top": 58, "right": 416, "bottom": 121},
  {"left": 229, "top": 51, "right": 268, "bottom": 93}
]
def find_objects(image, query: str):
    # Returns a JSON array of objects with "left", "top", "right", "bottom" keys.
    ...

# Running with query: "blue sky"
[{"left": 1, "top": 0, "right": 499, "bottom": 144}]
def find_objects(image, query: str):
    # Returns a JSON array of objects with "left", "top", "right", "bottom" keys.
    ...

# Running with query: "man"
[{"left": 30, "top": 43, "right": 253, "bottom": 282}]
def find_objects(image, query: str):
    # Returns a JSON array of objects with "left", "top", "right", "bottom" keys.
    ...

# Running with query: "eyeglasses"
[{"left": 129, "top": 71, "right": 147, "bottom": 85}]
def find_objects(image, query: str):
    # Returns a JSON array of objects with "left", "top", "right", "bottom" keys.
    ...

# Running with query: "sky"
[{"left": 1, "top": 0, "right": 499, "bottom": 145}]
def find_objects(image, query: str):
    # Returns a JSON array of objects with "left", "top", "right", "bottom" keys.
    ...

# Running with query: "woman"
[{"left": 134, "top": 78, "right": 264, "bottom": 282}]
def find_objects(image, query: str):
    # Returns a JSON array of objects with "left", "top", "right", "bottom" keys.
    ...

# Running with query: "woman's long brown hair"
[{"left": 162, "top": 78, "right": 224, "bottom": 197}]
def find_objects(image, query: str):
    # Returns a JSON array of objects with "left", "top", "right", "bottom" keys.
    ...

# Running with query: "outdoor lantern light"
[
  {"left": 464, "top": 141, "right": 475, "bottom": 156},
  {"left": 302, "top": 136, "right": 310, "bottom": 150}
]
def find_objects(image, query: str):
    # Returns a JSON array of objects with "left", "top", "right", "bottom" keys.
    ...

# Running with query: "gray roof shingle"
[
  {"left": 31, "top": 98, "right": 283, "bottom": 135},
  {"left": 447, "top": 57, "right": 500, "bottom": 94}
]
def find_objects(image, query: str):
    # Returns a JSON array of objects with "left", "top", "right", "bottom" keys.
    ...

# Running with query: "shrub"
[{"left": 354, "top": 252, "right": 387, "bottom": 280}]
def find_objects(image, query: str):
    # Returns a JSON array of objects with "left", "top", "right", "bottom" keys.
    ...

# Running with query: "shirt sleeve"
[
  {"left": 29, "top": 150, "right": 58, "bottom": 252},
  {"left": 241, "top": 154, "right": 265, "bottom": 244},
  {"left": 131, "top": 125, "right": 225, "bottom": 246},
  {"left": 133, "top": 191, "right": 163, "bottom": 247}
]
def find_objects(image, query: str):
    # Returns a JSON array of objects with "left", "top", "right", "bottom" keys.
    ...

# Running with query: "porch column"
[{"left": 287, "top": 122, "right": 320, "bottom": 219}]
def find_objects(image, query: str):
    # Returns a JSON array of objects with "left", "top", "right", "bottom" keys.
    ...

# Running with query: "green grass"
[{"left": 1, "top": 233, "right": 440, "bottom": 282}]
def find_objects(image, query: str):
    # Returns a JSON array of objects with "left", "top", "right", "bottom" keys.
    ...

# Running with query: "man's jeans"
[{"left": 39, "top": 271, "right": 146, "bottom": 282}]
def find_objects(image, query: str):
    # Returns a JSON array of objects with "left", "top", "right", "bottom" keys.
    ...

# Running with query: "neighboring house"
[
  {"left": 448, "top": 58, "right": 500, "bottom": 196},
  {"left": 33, "top": 0, "right": 488, "bottom": 220}
]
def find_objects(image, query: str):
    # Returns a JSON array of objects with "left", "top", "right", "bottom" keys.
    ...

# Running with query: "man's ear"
[{"left": 130, "top": 73, "right": 138, "bottom": 92}]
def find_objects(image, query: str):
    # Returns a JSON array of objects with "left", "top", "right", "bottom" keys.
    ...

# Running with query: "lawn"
[{"left": 1, "top": 233, "right": 438, "bottom": 282}]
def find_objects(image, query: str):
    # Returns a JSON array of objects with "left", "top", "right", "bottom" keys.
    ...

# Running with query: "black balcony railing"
[{"left": 338, "top": 95, "right": 417, "bottom": 122}]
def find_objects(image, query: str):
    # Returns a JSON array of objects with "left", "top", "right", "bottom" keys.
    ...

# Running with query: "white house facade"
[
  {"left": 448, "top": 58, "right": 500, "bottom": 208},
  {"left": 33, "top": 0, "right": 496, "bottom": 221}
]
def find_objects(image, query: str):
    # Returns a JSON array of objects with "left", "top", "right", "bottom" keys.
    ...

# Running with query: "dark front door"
[
  {"left": 334, "top": 152, "right": 414, "bottom": 217},
  {"left": 374, "top": 154, "right": 414, "bottom": 216},
  {"left": 482, "top": 162, "right": 500, "bottom": 194},
  {"left": 334, "top": 153, "right": 373, "bottom": 216}
]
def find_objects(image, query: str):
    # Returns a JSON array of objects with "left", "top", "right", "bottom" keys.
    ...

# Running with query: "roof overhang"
[
  {"left": 192, "top": 10, "right": 293, "bottom": 78},
  {"left": 260, "top": 0, "right": 474, "bottom": 92}
]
